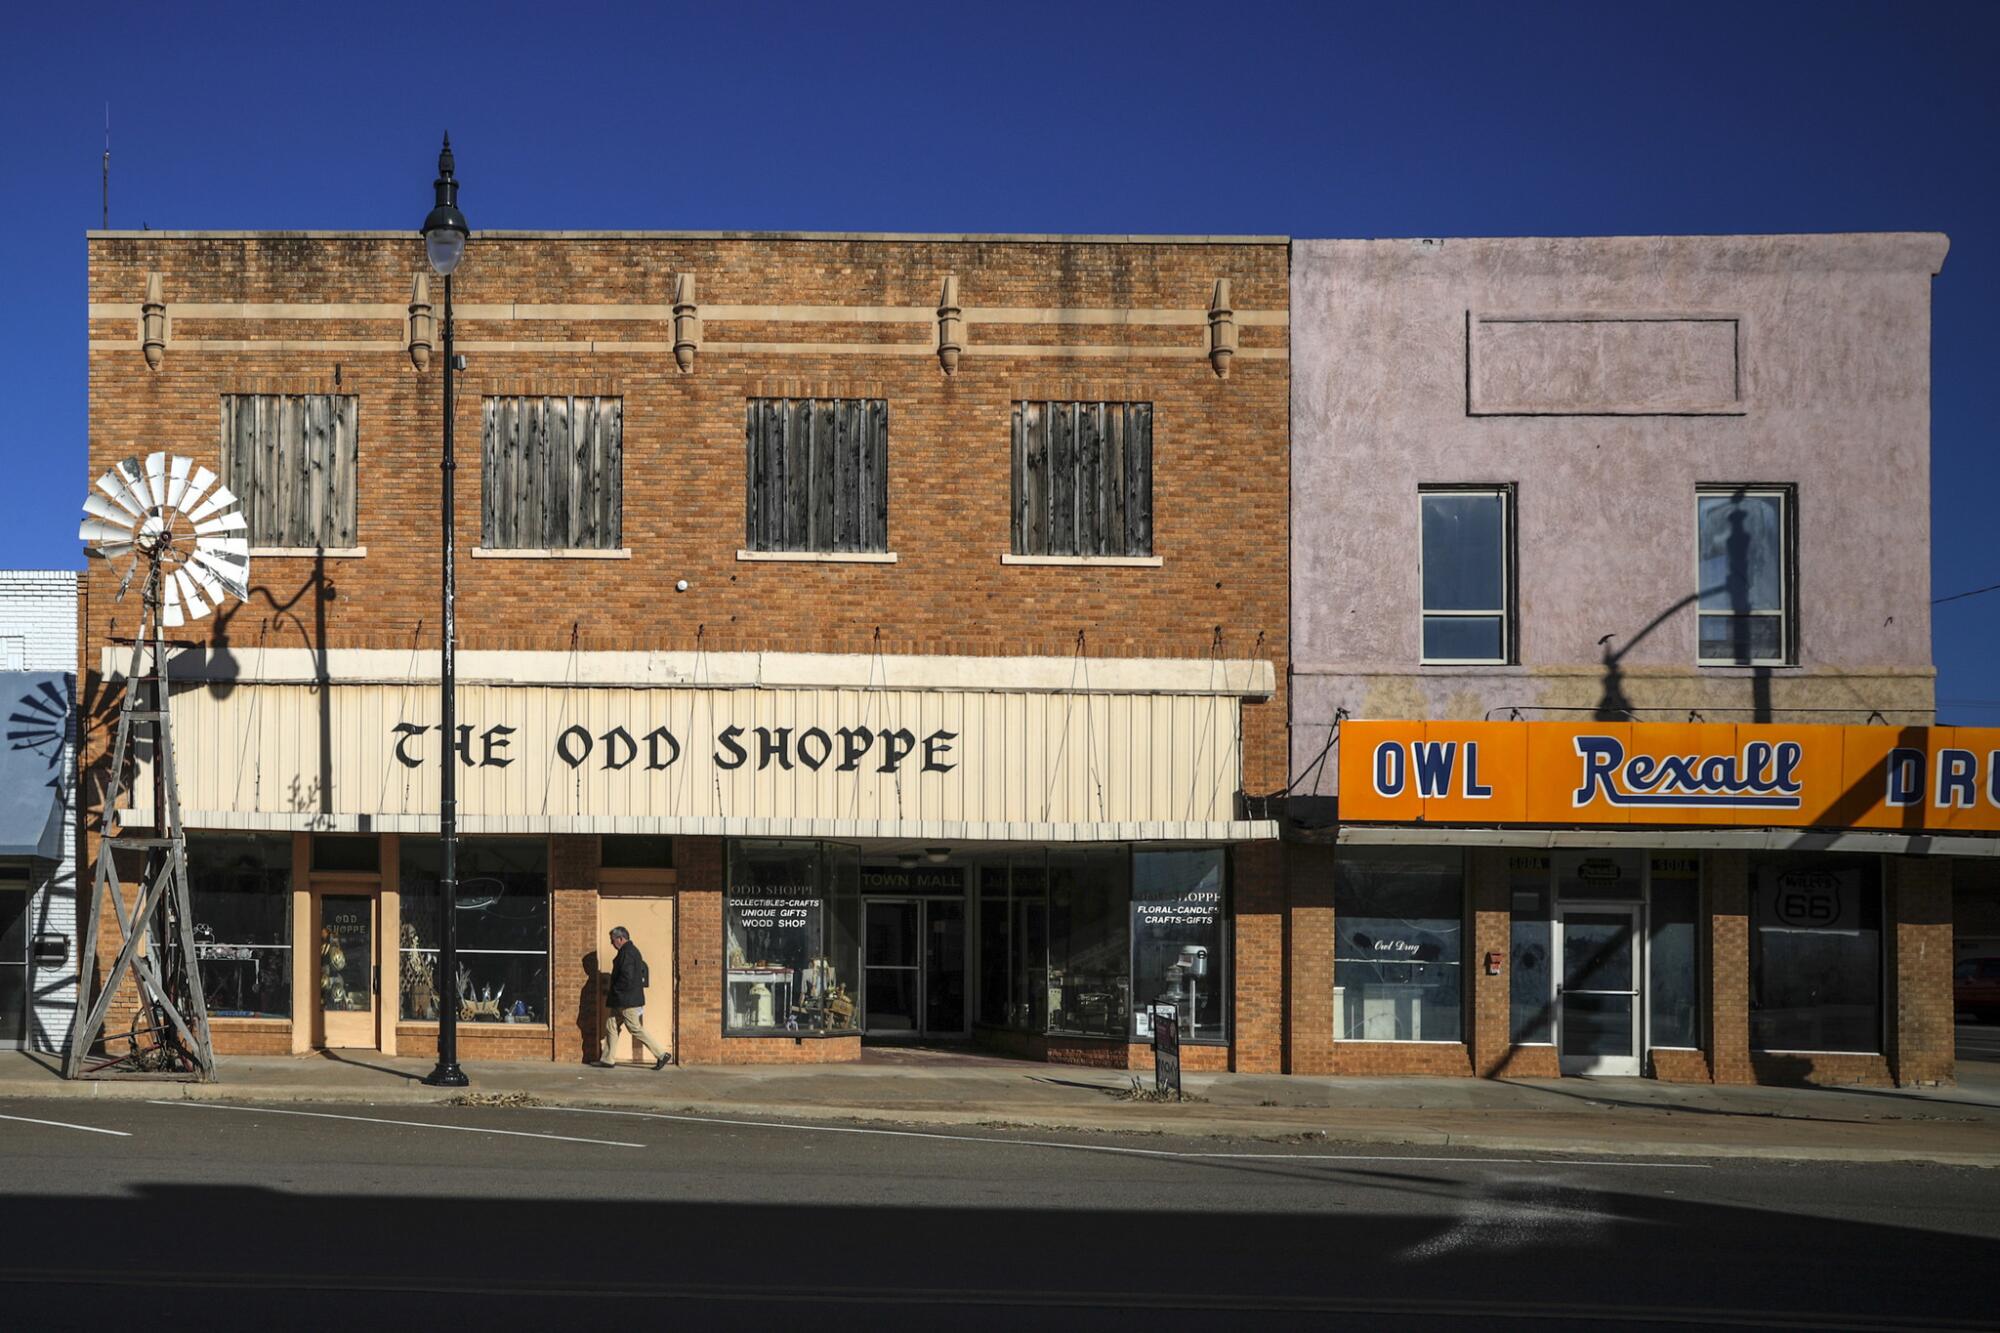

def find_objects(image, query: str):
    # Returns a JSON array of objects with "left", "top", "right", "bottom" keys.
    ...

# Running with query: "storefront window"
[
  {"left": 1750, "top": 854, "right": 1882, "bottom": 1054},
  {"left": 1047, "top": 849, "right": 1129, "bottom": 1038},
  {"left": 1334, "top": 847, "right": 1464, "bottom": 1043},
  {"left": 189, "top": 834, "right": 293, "bottom": 1019},
  {"left": 1508, "top": 853, "right": 1553, "bottom": 1044},
  {"left": 400, "top": 838, "right": 550, "bottom": 1024},
  {"left": 724, "top": 840, "right": 859, "bottom": 1034},
  {"left": 1649, "top": 854, "right": 1701, "bottom": 1048},
  {"left": 975, "top": 860, "right": 1010, "bottom": 1026},
  {"left": 1131, "top": 850, "right": 1228, "bottom": 1043}
]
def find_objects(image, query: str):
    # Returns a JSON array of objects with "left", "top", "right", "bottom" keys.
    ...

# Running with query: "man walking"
[{"left": 599, "top": 926, "right": 671, "bottom": 1070}]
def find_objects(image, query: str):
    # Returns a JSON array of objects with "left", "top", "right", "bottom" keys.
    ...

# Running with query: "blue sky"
[{"left": 3, "top": 2, "right": 1994, "bottom": 717}]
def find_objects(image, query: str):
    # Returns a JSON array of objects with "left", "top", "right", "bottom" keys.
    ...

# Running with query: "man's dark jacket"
[{"left": 607, "top": 942, "right": 648, "bottom": 1009}]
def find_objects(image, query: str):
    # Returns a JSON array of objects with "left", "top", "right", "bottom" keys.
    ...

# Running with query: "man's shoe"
[
  {"left": 653, "top": 1052, "right": 673, "bottom": 1071},
  {"left": 593, "top": 1059, "right": 615, "bottom": 1068}
]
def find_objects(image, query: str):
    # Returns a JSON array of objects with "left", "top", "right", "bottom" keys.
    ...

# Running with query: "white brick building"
[{"left": 1, "top": 569, "right": 78, "bottom": 1054}]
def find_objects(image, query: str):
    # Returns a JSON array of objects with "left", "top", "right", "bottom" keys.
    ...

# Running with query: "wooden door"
[
  {"left": 315, "top": 891, "right": 378, "bottom": 1048},
  {"left": 598, "top": 890, "right": 675, "bottom": 1062}
]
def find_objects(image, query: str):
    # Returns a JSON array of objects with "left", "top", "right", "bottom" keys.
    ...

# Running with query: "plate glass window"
[
  {"left": 1334, "top": 847, "right": 1464, "bottom": 1042},
  {"left": 724, "top": 840, "right": 860, "bottom": 1034},
  {"left": 188, "top": 834, "right": 294, "bottom": 1019},
  {"left": 1697, "top": 487, "right": 1792, "bottom": 665},
  {"left": 1420, "top": 487, "right": 1511, "bottom": 664},
  {"left": 399, "top": 838, "right": 550, "bottom": 1024},
  {"left": 1130, "top": 850, "right": 1228, "bottom": 1043},
  {"left": 1749, "top": 853, "right": 1881, "bottom": 1053}
]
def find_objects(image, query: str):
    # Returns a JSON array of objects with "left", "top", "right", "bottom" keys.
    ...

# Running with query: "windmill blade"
[
  {"left": 118, "top": 458, "right": 154, "bottom": 514},
  {"left": 166, "top": 456, "right": 193, "bottom": 511},
  {"left": 195, "top": 535, "right": 250, "bottom": 560},
  {"left": 160, "top": 572, "right": 186, "bottom": 628},
  {"left": 174, "top": 569, "right": 211, "bottom": 621},
  {"left": 195, "top": 512, "right": 248, "bottom": 536},
  {"left": 180, "top": 465, "right": 217, "bottom": 515},
  {"left": 80, "top": 517, "right": 139, "bottom": 551},
  {"left": 188, "top": 548, "right": 249, "bottom": 601},
  {"left": 186, "top": 484, "right": 238, "bottom": 525},
  {"left": 184, "top": 561, "right": 227, "bottom": 605},
  {"left": 82, "top": 494, "right": 140, "bottom": 532},
  {"left": 88, "top": 541, "right": 136, "bottom": 561},
  {"left": 97, "top": 467, "right": 148, "bottom": 520},
  {"left": 83, "top": 492, "right": 139, "bottom": 531},
  {"left": 144, "top": 453, "right": 169, "bottom": 509}
]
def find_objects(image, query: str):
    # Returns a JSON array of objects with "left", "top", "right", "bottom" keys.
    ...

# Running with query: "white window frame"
[
  {"left": 1418, "top": 484, "right": 1514, "bottom": 666},
  {"left": 1695, "top": 485, "right": 1795, "bottom": 667}
]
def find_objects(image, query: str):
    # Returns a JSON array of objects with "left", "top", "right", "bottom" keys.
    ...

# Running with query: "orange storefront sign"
[{"left": 1337, "top": 720, "right": 2000, "bottom": 834}]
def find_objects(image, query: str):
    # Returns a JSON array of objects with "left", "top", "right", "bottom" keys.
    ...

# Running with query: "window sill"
[
  {"left": 723, "top": 1028, "right": 860, "bottom": 1038},
  {"left": 248, "top": 546, "right": 367, "bottom": 559},
  {"left": 736, "top": 549, "right": 898, "bottom": 564},
  {"left": 471, "top": 548, "right": 631, "bottom": 560},
  {"left": 1697, "top": 660, "right": 1800, "bottom": 670},
  {"left": 397, "top": 1021, "right": 554, "bottom": 1032},
  {"left": 1001, "top": 554, "right": 1162, "bottom": 567},
  {"left": 1420, "top": 658, "right": 1514, "bottom": 668}
]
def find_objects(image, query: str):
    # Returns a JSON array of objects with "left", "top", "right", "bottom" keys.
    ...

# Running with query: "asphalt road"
[{"left": 0, "top": 1096, "right": 1994, "bottom": 1331}]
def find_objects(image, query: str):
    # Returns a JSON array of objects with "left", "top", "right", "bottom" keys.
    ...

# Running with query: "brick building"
[
  {"left": 1285, "top": 233, "right": 1975, "bottom": 1087},
  {"left": 82, "top": 228, "right": 1289, "bottom": 1069},
  {"left": 1, "top": 569, "right": 78, "bottom": 1054}
]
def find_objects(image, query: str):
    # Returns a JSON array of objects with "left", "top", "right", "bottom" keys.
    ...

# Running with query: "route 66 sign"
[{"left": 1760, "top": 869, "right": 1861, "bottom": 933}]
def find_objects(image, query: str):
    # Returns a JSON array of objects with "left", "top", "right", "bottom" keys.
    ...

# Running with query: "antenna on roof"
[{"left": 102, "top": 103, "right": 110, "bottom": 229}]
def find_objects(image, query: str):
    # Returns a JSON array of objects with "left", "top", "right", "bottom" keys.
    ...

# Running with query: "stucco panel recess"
[
  {"left": 1468, "top": 315, "right": 1742, "bottom": 415},
  {"left": 1290, "top": 234, "right": 1944, "bottom": 792}
]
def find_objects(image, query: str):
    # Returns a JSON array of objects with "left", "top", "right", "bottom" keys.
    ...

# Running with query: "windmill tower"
[{"left": 65, "top": 453, "right": 249, "bottom": 1079}]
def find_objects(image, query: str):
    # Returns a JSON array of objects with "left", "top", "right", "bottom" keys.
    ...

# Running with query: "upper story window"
[
  {"left": 1419, "top": 485, "right": 1514, "bottom": 665},
  {"left": 1696, "top": 485, "right": 1794, "bottom": 666},
  {"left": 1011, "top": 401, "right": 1153, "bottom": 557},
  {"left": 744, "top": 397, "right": 889, "bottom": 554},
  {"left": 220, "top": 394, "right": 359, "bottom": 550},
  {"left": 480, "top": 396, "right": 624, "bottom": 551}
]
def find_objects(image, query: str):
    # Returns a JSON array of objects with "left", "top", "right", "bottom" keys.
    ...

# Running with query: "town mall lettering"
[{"left": 390, "top": 721, "right": 960, "bottom": 775}]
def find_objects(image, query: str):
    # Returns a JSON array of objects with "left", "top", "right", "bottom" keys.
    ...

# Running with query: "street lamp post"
[{"left": 421, "top": 134, "right": 470, "bottom": 1089}]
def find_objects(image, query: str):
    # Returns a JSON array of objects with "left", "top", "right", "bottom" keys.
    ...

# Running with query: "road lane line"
[
  {"left": 0, "top": 1112, "right": 132, "bottom": 1138},
  {"left": 145, "top": 1100, "right": 643, "bottom": 1147},
  {"left": 544, "top": 1106, "right": 1710, "bottom": 1168}
]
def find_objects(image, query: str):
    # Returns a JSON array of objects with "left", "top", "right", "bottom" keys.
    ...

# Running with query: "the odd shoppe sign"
[
  {"left": 1338, "top": 721, "right": 2000, "bottom": 833},
  {"left": 159, "top": 682, "right": 1246, "bottom": 830}
]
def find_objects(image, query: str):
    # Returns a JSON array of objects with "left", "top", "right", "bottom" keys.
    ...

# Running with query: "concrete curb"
[{"left": 13, "top": 1074, "right": 2000, "bottom": 1169}]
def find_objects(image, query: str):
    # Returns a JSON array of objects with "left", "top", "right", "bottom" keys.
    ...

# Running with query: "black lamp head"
[{"left": 421, "top": 133, "right": 469, "bottom": 276}]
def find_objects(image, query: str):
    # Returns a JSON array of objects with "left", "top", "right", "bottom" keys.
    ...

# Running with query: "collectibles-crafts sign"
[{"left": 1337, "top": 722, "right": 2000, "bottom": 833}]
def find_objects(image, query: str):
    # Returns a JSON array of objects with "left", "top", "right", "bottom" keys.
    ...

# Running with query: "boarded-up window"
[
  {"left": 1011, "top": 401, "right": 1152, "bottom": 557},
  {"left": 744, "top": 398, "right": 889, "bottom": 553},
  {"left": 219, "top": 394, "right": 359, "bottom": 549},
  {"left": 480, "top": 396, "right": 624, "bottom": 550}
]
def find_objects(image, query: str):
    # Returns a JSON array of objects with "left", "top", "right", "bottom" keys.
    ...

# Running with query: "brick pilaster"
[
  {"left": 1468, "top": 847, "right": 1512, "bottom": 1077},
  {"left": 1231, "top": 841, "right": 1285, "bottom": 1073},
  {"left": 1889, "top": 855, "right": 1955, "bottom": 1087},
  {"left": 674, "top": 837, "right": 726, "bottom": 1065},
  {"left": 549, "top": 834, "right": 599, "bottom": 1063},
  {"left": 1706, "top": 851, "right": 1753, "bottom": 1084},
  {"left": 1285, "top": 841, "right": 1336, "bottom": 1074}
]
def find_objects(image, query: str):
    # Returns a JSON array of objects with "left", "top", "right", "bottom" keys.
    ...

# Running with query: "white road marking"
[
  {"left": 544, "top": 1106, "right": 1711, "bottom": 1168},
  {"left": 0, "top": 1112, "right": 132, "bottom": 1138},
  {"left": 146, "top": 1100, "right": 644, "bottom": 1148}
]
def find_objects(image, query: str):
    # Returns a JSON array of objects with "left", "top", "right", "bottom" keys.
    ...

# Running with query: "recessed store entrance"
[
  {"left": 313, "top": 890, "right": 378, "bottom": 1049},
  {"left": 862, "top": 897, "right": 967, "bottom": 1039},
  {"left": 1558, "top": 904, "right": 1642, "bottom": 1076}
]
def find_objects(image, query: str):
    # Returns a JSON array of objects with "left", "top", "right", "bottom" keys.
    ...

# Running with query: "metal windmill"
[{"left": 65, "top": 453, "right": 249, "bottom": 1079}]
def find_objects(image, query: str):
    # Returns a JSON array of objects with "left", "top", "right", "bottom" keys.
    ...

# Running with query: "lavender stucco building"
[{"left": 1282, "top": 234, "right": 1968, "bottom": 1087}]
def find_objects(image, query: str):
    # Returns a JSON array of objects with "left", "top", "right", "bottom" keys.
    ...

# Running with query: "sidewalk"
[{"left": 7, "top": 1046, "right": 2000, "bottom": 1166}]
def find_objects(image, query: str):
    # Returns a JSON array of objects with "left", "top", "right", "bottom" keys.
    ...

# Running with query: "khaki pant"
[{"left": 602, "top": 1006, "right": 668, "bottom": 1064}]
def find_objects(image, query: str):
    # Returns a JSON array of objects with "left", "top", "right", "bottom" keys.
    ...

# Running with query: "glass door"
[
  {"left": 0, "top": 876, "right": 28, "bottom": 1049},
  {"left": 863, "top": 899, "right": 920, "bottom": 1035},
  {"left": 317, "top": 892, "right": 377, "bottom": 1048},
  {"left": 1559, "top": 906, "right": 1641, "bottom": 1076}
]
